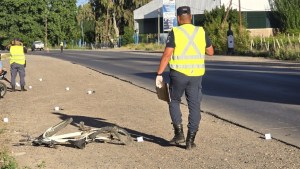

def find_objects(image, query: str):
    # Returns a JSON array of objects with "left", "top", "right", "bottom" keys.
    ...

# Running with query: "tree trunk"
[
  {"left": 112, "top": 13, "right": 119, "bottom": 39},
  {"left": 105, "top": 8, "right": 109, "bottom": 42}
]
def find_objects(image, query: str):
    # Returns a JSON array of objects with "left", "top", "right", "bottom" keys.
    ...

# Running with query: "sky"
[{"left": 76, "top": 0, "right": 88, "bottom": 6}]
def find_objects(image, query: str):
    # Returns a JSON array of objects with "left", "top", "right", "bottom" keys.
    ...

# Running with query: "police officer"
[
  {"left": 156, "top": 6, "right": 214, "bottom": 150},
  {"left": 60, "top": 41, "right": 64, "bottom": 53},
  {"left": 10, "top": 39, "right": 27, "bottom": 91}
]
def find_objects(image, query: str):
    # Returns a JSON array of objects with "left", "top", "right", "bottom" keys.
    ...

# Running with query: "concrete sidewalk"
[{"left": 0, "top": 54, "right": 299, "bottom": 169}]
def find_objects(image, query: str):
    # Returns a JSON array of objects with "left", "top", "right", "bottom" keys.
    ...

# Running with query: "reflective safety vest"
[
  {"left": 169, "top": 24, "right": 206, "bottom": 76},
  {"left": 10, "top": 46, "right": 25, "bottom": 65}
]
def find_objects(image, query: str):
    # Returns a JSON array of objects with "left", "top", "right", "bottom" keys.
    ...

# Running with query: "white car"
[{"left": 31, "top": 41, "right": 44, "bottom": 51}]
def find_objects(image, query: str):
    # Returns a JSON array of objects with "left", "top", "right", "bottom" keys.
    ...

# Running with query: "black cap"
[
  {"left": 177, "top": 6, "right": 191, "bottom": 16},
  {"left": 14, "top": 38, "right": 21, "bottom": 41}
]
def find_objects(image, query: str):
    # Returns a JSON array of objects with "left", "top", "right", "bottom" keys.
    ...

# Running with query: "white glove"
[{"left": 156, "top": 75, "right": 163, "bottom": 88}]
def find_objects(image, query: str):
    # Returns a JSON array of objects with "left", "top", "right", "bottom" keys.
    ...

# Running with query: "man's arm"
[
  {"left": 157, "top": 30, "right": 175, "bottom": 75},
  {"left": 204, "top": 31, "right": 214, "bottom": 56},
  {"left": 0, "top": 61, "right": 3, "bottom": 71},
  {"left": 206, "top": 45, "right": 214, "bottom": 56},
  {"left": 157, "top": 47, "right": 174, "bottom": 75}
]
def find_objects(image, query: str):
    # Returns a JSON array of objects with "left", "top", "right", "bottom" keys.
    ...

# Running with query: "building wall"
[
  {"left": 244, "top": 11, "right": 279, "bottom": 29},
  {"left": 136, "top": 13, "right": 279, "bottom": 36},
  {"left": 247, "top": 28, "right": 274, "bottom": 37},
  {"left": 134, "top": 0, "right": 278, "bottom": 37},
  {"left": 134, "top": 0, "right": 161, "bottom": 20},
  {"left": 221, "top": 0, "right": 271, "bottom": 12},
  {"left": 176, "top": 0, "right": 221, "bottom": 14},
  {"left": 134, "top": 0, "right": 222, "bottom": 20},
  {"left": 136, "top": 18, "right": 163, "bottom": 34},
  {"left": 134, "top": 0, "right": 272, "bottom": 19}
]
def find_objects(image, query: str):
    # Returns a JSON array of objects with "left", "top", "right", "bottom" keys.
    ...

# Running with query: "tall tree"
[
  {"left": 0, "top": 0, "right": 78, "bottom": 48},
  {"left": 47, "top": 0, "right": 78, "bottom": 46},
  {"left": 77, "top": 3, "right": 95, "bottom": 44},
  {"left": 269, "top": 0, "right": 300, "bottom": 33},
  {"left": 89, "top": 0, "right": 151, "bottom": 43},
  {"left": 204, "top": 6, "right": 249, "bottom": 54},
  {"left": 0, "top": 0, "right": 45, "bottom": 47}
]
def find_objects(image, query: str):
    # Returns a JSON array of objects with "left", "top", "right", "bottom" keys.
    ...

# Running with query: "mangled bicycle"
[{"left": 19, "top": 118, "right": 132, "bottom": 149}]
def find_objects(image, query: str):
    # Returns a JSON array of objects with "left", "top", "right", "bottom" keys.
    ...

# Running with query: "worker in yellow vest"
[
  {"left": 60, "top": 41, "right": 64, "bottom": 53},
  {"left": 10, "top": 39, "right": 27, "bottom": 91},
  {"left": 156, "top": 6, "right": 214, "bottom": 150}
]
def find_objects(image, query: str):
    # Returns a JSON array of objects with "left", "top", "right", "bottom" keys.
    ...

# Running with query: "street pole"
[
  {"left": 158, "top": 8, "right": 160, "bottom": 44},
  {"left": 81, "top": 5, "right": 85, "bottom": 47},
  {"left": 45, "top": 16, "right": 47, "bottom": 49},
  {"left": 81, "top": 21, "right": 84, "bottom": 47},
  {"left": 222, "top": 0, "right": 232, "bottom": 28},
  {"left": 44, "top": 3, "right": 48, "bottom": 50},
  {"left": 238, "top": 0, "right": 242, "bottom": 31},
  {"left": 192, "top": 15, "right": 194, "bottom": 25}
]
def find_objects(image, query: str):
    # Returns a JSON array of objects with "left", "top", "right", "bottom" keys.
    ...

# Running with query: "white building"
[{"left": 134, "top": 0, "right": 278, "bottom": 37}]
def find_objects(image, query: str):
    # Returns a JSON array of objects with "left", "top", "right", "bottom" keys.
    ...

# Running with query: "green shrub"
[
  {"left": 203, "top": 6, "right": 250, "bottom": 55},
  {"left": 249, "top": 34, "right": 300, "bottom": 60},
  {"left": 121, "top": 27, "right": 134, "bottom": 46},
  {"left": 0, "top": 150, "right": 18, "bottom": 169},
  {"left": 269, "top": 0, "right": 300, "bottom": 33},
  {"left": 273, "top": 46, "right": 300, "bottom": 60}
]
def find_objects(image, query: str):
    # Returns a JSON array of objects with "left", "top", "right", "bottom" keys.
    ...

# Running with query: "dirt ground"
[{"left": 0, "top": 54, "right": 299, "bottom": 169}]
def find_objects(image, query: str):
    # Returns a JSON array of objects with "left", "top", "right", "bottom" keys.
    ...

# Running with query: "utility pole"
[
  {"left": 222, "top": 0, "right": 232, "bottom": 28},
  {"left": 158, "top": 8, "right": 160, "bottom": 44},
  {"left": 45, "top": 16, "right": 47, "bottom": 48},
  {"left": 44, "top": 1, "right": 48, "bottom": 50},
  {"left": 81, "top": 21, "right": 84, "bottom": 46},
  {"left": 81, "top": 5, "right": 85, "bottom": 47},
  {"left": 238, "top": 0, "right": 242, "bottom": 31}
]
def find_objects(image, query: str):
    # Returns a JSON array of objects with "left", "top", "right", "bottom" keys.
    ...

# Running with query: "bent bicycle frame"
[{"left": 30, "top": 117, "right": 131, "bottom": 149}]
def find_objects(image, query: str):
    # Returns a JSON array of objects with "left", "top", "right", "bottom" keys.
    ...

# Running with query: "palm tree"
[
  {"left": 77, "top": 3, "right": 95, "bottom": 45},
  {"left": 89, "top": 0, "right": 151, "bottom": 45}
]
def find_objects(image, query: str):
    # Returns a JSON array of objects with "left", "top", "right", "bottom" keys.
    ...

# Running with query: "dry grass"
[
  {"left": 123, "top": 43, "right": 164, "bottom": 52},
  {"left": 250, "top": 35, "right": 300, "bottom": 61}
]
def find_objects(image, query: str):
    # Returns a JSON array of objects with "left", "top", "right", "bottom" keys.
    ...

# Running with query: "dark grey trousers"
[
  {"left": 10, "top": 63, "right": 26, "bottom": 87},
  {"left": 169, "top": 69, "right": 203, "bottom": 132}
]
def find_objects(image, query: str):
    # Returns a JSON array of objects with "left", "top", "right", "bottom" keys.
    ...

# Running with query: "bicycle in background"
[{"left": 0, "top": 70, "right": 9, "bottom": 98}]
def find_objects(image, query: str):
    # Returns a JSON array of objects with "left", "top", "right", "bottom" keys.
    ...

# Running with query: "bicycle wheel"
[
  {"left": 44, "top": 118, "right": 73, "bottom": 137},
  {"left": 32, "top": 117, "right": 73, "bottom": 145},
  {"left": 32, "top": 118, "right": 73, "bottom": 146},
  {"left": 90, "top": 126, "right": 132, "bottom": 145},
  {"left": 0, "top": 81, "right": 7, "bottom": 98}
]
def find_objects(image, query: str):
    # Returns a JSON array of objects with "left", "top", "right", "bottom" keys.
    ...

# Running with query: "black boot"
[
  {"left": 21, "top": 86, "right": 27, "bottom": 91},
  {"left": 186, "top": 130, "right": 197, "bottom": 150},
  {"left": 11, "top": 85, "right": 15, "bottom": 92},
  {"left": 169, "top": 124, "right": 185, "bottom": 145}
]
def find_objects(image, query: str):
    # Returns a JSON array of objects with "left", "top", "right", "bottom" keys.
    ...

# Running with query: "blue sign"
[{"left": 163, "top": 0, "right": 177, "bottom": 32}]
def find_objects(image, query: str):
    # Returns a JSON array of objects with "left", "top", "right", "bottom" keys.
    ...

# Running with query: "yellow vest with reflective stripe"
[
  {"left": 10, "top": 46, "right": 25, "bottom": 65},
  {"left": 169, "top": 24, "right": 206, "bottom": 76}
]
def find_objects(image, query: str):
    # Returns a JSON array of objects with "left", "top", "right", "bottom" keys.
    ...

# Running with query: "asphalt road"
[{"left": 30, "top": 49, "right": 300, "bottom": 148}]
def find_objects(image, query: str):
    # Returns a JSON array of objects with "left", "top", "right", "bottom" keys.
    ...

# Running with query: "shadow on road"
[
  {"left": 134, "top": 60, "right": 300, "bottom": 105},
  {"left": 32, "top": 50, "right": 300, "bottom": 105},
  {"left": 52, "top": 112, "right": 171, "bottom": 147}
]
